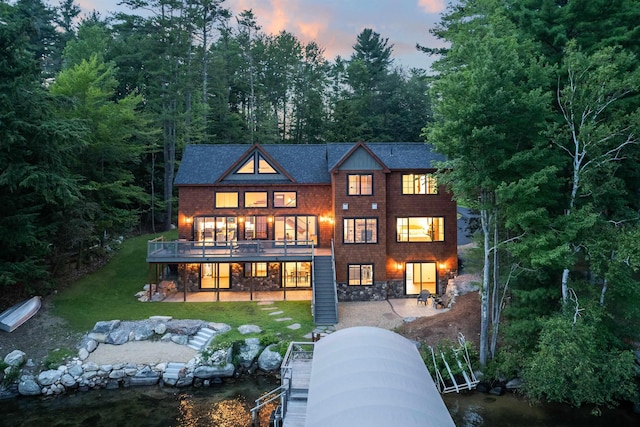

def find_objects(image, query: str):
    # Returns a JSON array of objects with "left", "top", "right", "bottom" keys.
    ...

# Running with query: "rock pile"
[
  {"left": 1, "top": 317, "right": 283, "bottom": 398},
  {"left": 135, "top": 281, "right": 178, "bottom": 302}
]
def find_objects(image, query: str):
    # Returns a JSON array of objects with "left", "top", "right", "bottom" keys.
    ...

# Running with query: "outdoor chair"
[{"left": 417, "top": 290, "right": 431, "bottom": 305}]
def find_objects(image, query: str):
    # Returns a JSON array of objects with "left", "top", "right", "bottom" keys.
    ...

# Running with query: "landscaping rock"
[
  {"left": 4, "top": 350, "right": 26, "bottom": 367},
  {"left": 238, "top": 324, "right": 262, "bottom": 335},
  {"left": 258, "top": 345, "right": 283, "bottom": 372},
  {"left": 18, "top": 376, "right": 41, "bottom": 396},
  {"left": 78, "top": 348, "right": 89, "bottom": 361},
  {"left": 92, "top": 320, "right": 120, "bottom": 334},
  {"left": 208, "top": 322, "right": 231, "bottom": 333},
  {"left": 506, "top": 378, "right": 523, "bottom": 390},
  {"left": 106, "top": 328, "right": 129, "bottom": 345},
  {"left": 86, "top": 339, "right": 98, "bottom": 353},
  {"left": 37, "top": 370, "right": 62, "bottom": 386},
  {"left": 237, "top": 338, "right": 262, "bottom": 368}
]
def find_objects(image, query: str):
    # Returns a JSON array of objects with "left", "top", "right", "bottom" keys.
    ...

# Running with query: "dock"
[{"left": 251, "top": 342, "right": 315, "bottom": 427}]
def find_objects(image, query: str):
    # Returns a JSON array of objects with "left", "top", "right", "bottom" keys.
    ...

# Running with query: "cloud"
[{"left": 417, "top": 0, "right": 446, "bottom": 14}]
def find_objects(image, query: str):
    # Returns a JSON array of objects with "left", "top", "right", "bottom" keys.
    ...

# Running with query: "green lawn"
[{"left": 52, "top": 231, "right": 314, "bottom": 342}]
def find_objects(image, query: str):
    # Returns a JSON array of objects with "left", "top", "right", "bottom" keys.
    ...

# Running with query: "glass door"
[{"left": 405, "top": 262, "right": 436, "bottom": 295}]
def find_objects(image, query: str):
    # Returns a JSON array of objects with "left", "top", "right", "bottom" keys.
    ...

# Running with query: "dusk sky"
[{"left": 70, "top": 0, "right": 449, "bottom": 70}]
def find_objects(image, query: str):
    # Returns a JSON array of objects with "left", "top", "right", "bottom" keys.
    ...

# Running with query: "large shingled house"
[{"left": 146, "top": 142, "right": 457, "bottom": 324}]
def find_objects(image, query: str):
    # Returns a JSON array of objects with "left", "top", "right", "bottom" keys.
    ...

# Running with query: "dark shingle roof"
[
  {"left": 326, "top": 142, "right": 444, "bottom": 171},
  {"left": 174, "top": 143, "right": 445, "bottom": 185}
]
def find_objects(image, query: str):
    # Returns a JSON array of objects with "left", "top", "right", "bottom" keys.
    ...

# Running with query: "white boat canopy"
[{"left": 304, "top": 326, "right": 455, "bottom": 427}]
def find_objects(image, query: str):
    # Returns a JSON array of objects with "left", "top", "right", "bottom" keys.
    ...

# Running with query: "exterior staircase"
[
  {"left": 163, "top": 362, "right": 187, "bottom": 386},
  {"left": 187, "top": 327, "right": 216, "bottom": 351},
  {"left": 312, "top": 255, "right": 338, "bottom": 325}
]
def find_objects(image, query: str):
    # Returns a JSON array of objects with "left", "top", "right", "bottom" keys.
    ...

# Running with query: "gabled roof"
[
  {"left": 174, "top": 142, "right": 445, "bottom": 186},
  {"left": 327, "top": 142, "right": 390, "bottom": 173},
  {"left": 174, "top": 144, "right": 331, "bottom": 185},
  {"left": 327, "top": 142, "right": 445, "bottom": 171}
]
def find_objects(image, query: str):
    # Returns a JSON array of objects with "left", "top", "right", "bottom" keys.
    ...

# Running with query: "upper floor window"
[
  {"left": 348, "top": 174, "right": 373, "bottom": 195},
  {"left": 402, "top": 174, "right": 438, "bottom": 195},
  {"left": 245, "top": 191, "right": 267, "bottom": 208},
  {"left": 237, "top": 153, "right": 277, "bottom": 174},
  {"left": 343, "top": 218, "right": 377, "bottom": 243},
  {"left": 215, "top": 192, "right": 238, "bottom": 208},
  {"left": 397, "top": 217, "right": 444, "bottom": 242},
  {"left": 348, "top": 264, "right": 373, "bottom": 286},
  {"left": 274, "top": 191, "right": 297, "bottom": 208}
]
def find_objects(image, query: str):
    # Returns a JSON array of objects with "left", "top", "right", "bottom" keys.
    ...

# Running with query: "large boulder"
[
  {"left": 194, "top": 364, "right": 235, "bottom": 378},
  {"left": 237, "top": 338, "right": 262, "bottom": 368},
  {"left": 37, "top": 370, "right": 62, "bottom": 386},
  {"left": 106, "top": 328, "right": 129, "bottom": 345},
  {"left": 92, "top": 320, "right": 121, "bottom": 334},
  {"left": 165, "top": 320, "right": 206, "bottom": 336},
  {"left": 258, "top": 345, "right": 283, "bottom": 372},
  {"left": 4, "top": 350, "right": 26, "bottom": 367},
  {"left": 18, "top": 375, "right": 41, "bottom": 396}
]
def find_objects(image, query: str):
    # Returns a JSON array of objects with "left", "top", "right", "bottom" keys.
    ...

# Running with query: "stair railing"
[{"left": 330, "top": 239, "right": 338, "bottom": 323}]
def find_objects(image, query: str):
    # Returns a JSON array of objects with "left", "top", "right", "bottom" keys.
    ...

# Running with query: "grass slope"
[{"left": 52, "top": 231, "right": 314, "bottom": 342}]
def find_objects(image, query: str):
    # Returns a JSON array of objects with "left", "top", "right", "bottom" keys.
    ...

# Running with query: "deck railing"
[
  {"left": 250, "top": 341, "right": 315, "bottom": 426},
  {"left": 147, "top": 237, "right": 315, "bottom": 261}
]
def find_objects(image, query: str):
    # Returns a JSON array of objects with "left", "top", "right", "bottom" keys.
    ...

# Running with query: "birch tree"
[
  {"left": 554, "top": 42, "right": 640, "bottom": 304},
  {"left": 428, "top": 2, "right": 551, "bottom": 365}
]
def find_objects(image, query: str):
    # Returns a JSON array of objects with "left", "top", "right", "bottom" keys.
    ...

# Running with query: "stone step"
[
  {"left": 163, "top": 362, "right": 186, "bottom": 380},
  {"left": 187, "top": 327, "right": 216, "bottom": 351}
]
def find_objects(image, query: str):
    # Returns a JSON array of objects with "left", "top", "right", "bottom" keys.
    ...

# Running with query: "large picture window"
[
  {"left": 244, "top": 191, "right": 267, "bottom": 208},
  {"left": 194, "top": 217, "right": 238, "bottom": 244},
  {"left": 283, "top": 262, "right": 311, "bottom": 288},
  {"left": 274, "top": 191, "right": 297, "bottom": 208},
  {"left": 402, "top": 174, "right": 438, "bottom": 194},
  {"left": 275, "top": 215, "right": 317, "bottom": 245},
  {"left": 347, "top": 174, "right": 373, "bottom": 195},
  {"left": 343, "top": 218, "right": 377, "bottom": 243},
  {"left": 215, "top": 192, "right": 238, "bottom": 208},
  {"left": 397, "top": 217, "right": 444, "bottom": 242},
  {"left": 348, "top": 264, "right": 373, "bottom": 286}
]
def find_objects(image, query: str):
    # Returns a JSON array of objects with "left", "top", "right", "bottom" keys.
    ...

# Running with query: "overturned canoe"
[{"left": 0, "top": 296, "right": 42, "bottom": 333}]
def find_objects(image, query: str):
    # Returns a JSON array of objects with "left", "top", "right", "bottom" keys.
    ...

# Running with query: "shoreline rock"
[{"left": 0, "top": 317, "right": 284, "bottom": 399}]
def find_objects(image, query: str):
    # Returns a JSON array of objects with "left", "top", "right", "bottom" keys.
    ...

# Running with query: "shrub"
[{"left": 522, "top": 312, "right": 637, "bottom": 408}]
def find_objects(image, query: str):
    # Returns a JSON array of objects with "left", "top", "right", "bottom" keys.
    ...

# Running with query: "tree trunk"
[
  {"left": 479, "top": 192, "right": 491, "bottom": 366},
  {"left": 490, "top": 213, "right": 499, "bottom": 359},
  {"left": 163, "top": 101, "right": 176, "bottom": 231}
]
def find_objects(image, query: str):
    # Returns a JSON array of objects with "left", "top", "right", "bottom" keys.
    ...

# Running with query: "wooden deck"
[{"left": 147, "top": 238, "right": 330, "bottom": 263}]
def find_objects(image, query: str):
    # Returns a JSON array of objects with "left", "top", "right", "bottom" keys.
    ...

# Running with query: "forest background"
[{"left": 2, "top": 0, "right": 640, "bottom": 409}]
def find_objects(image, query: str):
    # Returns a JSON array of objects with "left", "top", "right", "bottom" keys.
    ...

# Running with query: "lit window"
[
  {"left": 245, "top": 262, "right": 268, "bottom": 277},
  {"left": 348, "top": 264, "right": 373, "bottom": 286},
  {"left": 397, "top": 217, "right": 444, "bottom": 242},
  {"left": 238, "top": 158, "right": 254, "bottom": 174},
  {"left": 215, "top": 192, "right": 238, "bottom": 208},
  {"left": 237, "top": 153, "right": 278, "bottom": 174},
  {"left": 244, "top": 192, "right": 267, "bottom": 208},
  {"left": 244, "top": 216, "right": 267, "bottom": 239},
  {"left": 258, "top": 157, "right": 277, "bottom": 173},
  {"left": 347, "top": 174, "right": 373, "bottom": 195},
  {"left": 274, "top": 191, "right": 297, "bottom": 208},
  {"left": 343, "top": 218, "right": 377, "bottom": 243},
  {"left": 402, "top": 174, "right": 438, "bottom": 194}
]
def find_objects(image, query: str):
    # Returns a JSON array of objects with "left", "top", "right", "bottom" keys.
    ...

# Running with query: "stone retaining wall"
[{"left": 1, "top": 317, "right": 283, "bottom": 399}]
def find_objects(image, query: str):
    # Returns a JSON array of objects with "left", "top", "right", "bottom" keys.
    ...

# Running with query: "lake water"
[{"left": 1, "top": 379, "right": 638, "bottom": 426}]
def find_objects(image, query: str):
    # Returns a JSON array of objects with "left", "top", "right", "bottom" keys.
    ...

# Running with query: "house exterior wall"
[
  {"left": 332, "top": 169, "right": 388, "bottom": 283},
  {"left": 385, "top": 171, "right": 458, "bottom": 295},
  {"left": 178, "top": 184, "right": 333, "bottom": 246}
]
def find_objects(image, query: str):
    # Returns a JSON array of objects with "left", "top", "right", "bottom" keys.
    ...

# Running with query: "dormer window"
[{"left": 237, "top": 152, "right": 277, "bottom": 175}]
